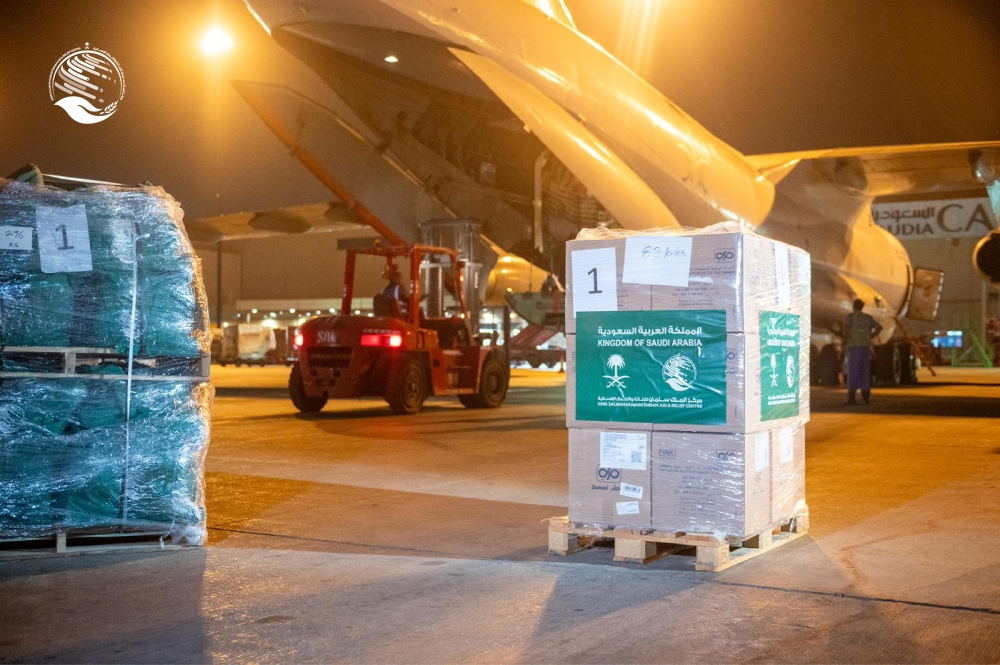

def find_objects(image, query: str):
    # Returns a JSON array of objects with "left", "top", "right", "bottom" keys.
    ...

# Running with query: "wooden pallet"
[
  {"left": 0, "top": 529, "right": 194, "bottom": 559},
  {"left": 548, "top": 511, "right": 809, "bottom": 572},
  {"left": 0, "top": 346, "right": 210, "bottom": 382}
]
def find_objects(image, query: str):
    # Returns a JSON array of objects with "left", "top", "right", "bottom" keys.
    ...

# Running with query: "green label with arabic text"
[
  {"left": 576, "top": 310, "right": 727, "bottom": 425},
  {"left": 760, "top": 311, "right": 801, "bottom": 421}
]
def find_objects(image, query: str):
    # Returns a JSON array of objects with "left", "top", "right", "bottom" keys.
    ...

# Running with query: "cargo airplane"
[{"left": 189, "top": 0, "right": 1000, "bottom": 385}]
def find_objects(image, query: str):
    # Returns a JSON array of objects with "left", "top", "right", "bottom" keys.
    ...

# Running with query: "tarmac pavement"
[{"left": 1, "top": 366, "right": 999, "bottom": 663}]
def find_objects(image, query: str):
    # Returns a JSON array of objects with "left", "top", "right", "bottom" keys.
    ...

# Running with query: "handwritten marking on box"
[
  {"left": 0, "top": 226, "right": 32, "bottom": 251},
  {"left": 622, "top": 236, "right": 692, "bottom": 287}
]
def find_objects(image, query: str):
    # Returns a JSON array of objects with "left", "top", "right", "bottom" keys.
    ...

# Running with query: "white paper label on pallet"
[
  {"left": 620, "top": 483, "right": 644, "bottom": 499},
  {"left": 0, "top": 226, "right": 32, "bottom": 251},
  {"left": 600, "top": 431, "right": 648, "bottom": 470},
  {"left": 622, "top": 236, "right": 692, "bottom": 287},
  {"left": 754, "top": 432, "right": 771, "bottom": 472},
  {"left": 774, "top": 244, "right": 791, "bottom": 308},
  {"left": 571, "top": 247, "right": 618, "bottom": 316},
  {"left": 616, "top": 501, "right": 641, "bottom": 515},
  {"left": 779, "top": 428, "right": 795, "bottom": 464},
  {"left": 35, "top": 205, "right": 93, "bottom": 273}
]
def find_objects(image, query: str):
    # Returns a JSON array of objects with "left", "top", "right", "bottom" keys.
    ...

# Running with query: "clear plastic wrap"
[
  {"left": 565, "top": 223, "right": 809, "bottom": 539},
  {"left": 0, "top": 176, "right": 212, "bottom": 545},
  {"left": 567, "top": 425, "right": 807, "bottom": 539}
]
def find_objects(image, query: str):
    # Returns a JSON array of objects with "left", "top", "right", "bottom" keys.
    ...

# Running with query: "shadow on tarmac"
[
  {"left": 811, "top": 389, "right": 1000, "bottom": 418},
  {"left": 214, "top": 387, "right": 289, "bottom": 399}
]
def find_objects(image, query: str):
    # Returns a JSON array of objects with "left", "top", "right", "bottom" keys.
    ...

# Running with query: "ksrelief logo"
[
  {"left": 49, "top": 43, "right": 125, "bottom": 124},
  {"left": 662, "top": 353, "right": 697, "bottom": 391}
]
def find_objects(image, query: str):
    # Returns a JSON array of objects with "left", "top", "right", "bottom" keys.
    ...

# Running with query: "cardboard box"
[
  {"left": 565, "top": 238, "right": 652, "bottom": 335},
  {"left": 568, "top": 428, "right": 651, "bottom": 528},
  {"left": 568, "top": 330, "right": 810, "bottom": 434},
  {"left": 566, "top": 334, "right": 652, "bottom": 432},
  {"left": 568, "top": 231, "right": 810, "bottom": 336},
  {"left": 771, "top": 425, "right": 807, "bottom": 522},
  {"left": 651, "top": 430, "right": 772, "bottom": 538}
]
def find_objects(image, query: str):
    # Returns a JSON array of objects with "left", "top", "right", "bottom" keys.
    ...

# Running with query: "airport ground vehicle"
[
  {"left": 289, "top": 244, "right": 509, "bottom": 414},
  {"left": 218, "top": 323, "right": 276, "bottom": 367}
]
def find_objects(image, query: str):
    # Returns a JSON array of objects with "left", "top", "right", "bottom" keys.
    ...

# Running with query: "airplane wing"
[
  {"left": 748, "top": 141, "right": 1000, "bottom": 200},
  {"left": 183, "top": 201, "right": 372, "bottom": 246}
]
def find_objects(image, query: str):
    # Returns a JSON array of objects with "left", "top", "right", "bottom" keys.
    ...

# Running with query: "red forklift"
[{"left": 289, "top": 244, "right": 509, "bottom": 414}]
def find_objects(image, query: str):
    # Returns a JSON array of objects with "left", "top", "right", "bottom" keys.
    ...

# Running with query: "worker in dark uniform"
[
  {"left": 843, "top": 299, "right": 883, "bottom": 405},
  {"left": 381, "top": 270, "right": 409, "bottom": 314}
]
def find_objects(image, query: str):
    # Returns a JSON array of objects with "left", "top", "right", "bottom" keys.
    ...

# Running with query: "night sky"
[{"left": 2, "top": 0, "right": 999, "bottom": 221}]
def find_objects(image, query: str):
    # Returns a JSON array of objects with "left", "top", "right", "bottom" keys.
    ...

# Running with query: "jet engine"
[{"left": 974, "top": 230, "right": 1000, "bottom": 282}]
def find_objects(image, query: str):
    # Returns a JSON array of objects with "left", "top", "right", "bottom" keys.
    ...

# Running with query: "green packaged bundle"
[{"left": 0, "top": 175, "right": 212, "bottom": 545}]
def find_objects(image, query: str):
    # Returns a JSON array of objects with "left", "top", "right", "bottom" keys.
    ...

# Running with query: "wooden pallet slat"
[
  {"left": 548, "top": 511, "right": 809, "bottom": 572},
  {"left": 0, "top": 346, "right": 210, "bottom": 382},
  {"left": 0, "top": 528, "right": 194, "bottom": 559}
]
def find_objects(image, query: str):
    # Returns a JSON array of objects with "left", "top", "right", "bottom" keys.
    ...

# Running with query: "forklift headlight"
[{"left": 293, "top": 333, "right": 304, "bottom": 348}]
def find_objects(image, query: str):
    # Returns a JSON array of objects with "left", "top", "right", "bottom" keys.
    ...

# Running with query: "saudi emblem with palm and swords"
[{"left": 603, "top": 354, "right": 629, "bottom": 396}]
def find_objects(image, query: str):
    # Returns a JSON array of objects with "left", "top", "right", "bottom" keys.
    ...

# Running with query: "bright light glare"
[
  {"left": 201, "top": 27, "right": 234, "bottom": 55},
  {"left": 384, "top": 55, "right": 399, "bottom": 63}
]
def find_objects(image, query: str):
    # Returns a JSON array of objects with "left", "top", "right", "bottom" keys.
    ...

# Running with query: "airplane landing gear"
[
  {"left": 815, "top": 343, "right": 842, "bottom": 386},
  {"left": 873, "top": 343, "right": 917, "bottom": 386}
]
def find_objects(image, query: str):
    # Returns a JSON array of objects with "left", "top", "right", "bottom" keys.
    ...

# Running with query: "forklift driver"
[{"left": 381, "top": 270, "right": 409, "bottom": 315}]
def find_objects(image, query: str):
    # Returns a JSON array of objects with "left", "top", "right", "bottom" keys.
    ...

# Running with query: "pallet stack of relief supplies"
[
  {"left": 565, "top": 222, "right": 810, "bottom": 543},
  {"left": 0, "top": 174, "right": 212, "bottom": 547}
]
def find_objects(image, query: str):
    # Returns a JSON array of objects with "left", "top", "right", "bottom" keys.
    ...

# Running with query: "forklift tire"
[
  {"left": 289, "top": 364, "right": 327, "bottom": 413},
  {"left": 386, "top": 357, "right": 428, "bottom": 415},
  {"left": 460, "top": 352, "right": 508, "bottom": 409}
]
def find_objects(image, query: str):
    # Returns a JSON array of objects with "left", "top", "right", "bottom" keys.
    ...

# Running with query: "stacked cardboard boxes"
[{"left": 566, "top": 223, "right": 810, "bottom": 538}]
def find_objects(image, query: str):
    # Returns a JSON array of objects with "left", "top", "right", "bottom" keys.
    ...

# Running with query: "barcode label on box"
[
  {"left": 600, "top": 431, "right": 648, "bottom": 470},
  {"left": 780, "top": 428, "right": 795, "bottom": 464},
  {"left": 0, "top": 226, "right": 32, "bottom": 251},
  {"left": 774, "top": 244, "right": 791, "bottom": 308},
  {"left": 620, "top": 483, "right": 643, "bottom": 499},
  {"left": 616, "top": 501, "right": 641, "bottom": 515},
  {"left": 754, "top": 432, "right": 770, "bottom": 472}
]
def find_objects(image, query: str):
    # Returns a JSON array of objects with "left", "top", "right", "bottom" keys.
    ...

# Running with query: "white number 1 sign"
[
  {"left": 571, "top": 247, "right": 618, "bottom": 316},
  {"left": 35, "top": 204, "right": 93, "bottom": 274}
]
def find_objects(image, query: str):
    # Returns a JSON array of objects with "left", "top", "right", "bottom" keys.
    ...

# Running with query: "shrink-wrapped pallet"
[
  {"left": 563, "top": 222, "right": 810, "bottom": 540},
  {"left": 0, "top": 175, "right": 212, "bottom": 545}
]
